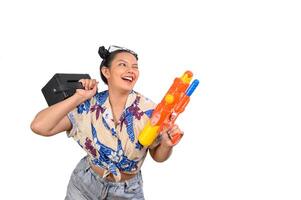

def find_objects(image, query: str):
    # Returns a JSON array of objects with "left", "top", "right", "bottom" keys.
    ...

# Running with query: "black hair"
[{"left": 98, "top": 46, "right": 138, "bottom": 85}]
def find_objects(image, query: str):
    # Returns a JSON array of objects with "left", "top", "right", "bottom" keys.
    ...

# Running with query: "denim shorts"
[{"left": 65, "top": 156, "right": 145, "bottom": 200}]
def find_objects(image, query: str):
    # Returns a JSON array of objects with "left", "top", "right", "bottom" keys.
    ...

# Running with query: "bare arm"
[
  {"left": 30, "top": 93, "right": 86, "bottom": 136},
  {"left": 149, "top": 124, "right": 183, "bottom": 162},
  {"left": 149, "top": 143, "right": 173, "bottom": 162},
  {"left": 30, "top": 79, "right": 98, "bottom": 136}
]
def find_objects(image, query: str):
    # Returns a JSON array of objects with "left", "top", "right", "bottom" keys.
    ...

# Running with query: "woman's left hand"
[{"left": 160, "top": 124, "right": 184, "bottom": 148}]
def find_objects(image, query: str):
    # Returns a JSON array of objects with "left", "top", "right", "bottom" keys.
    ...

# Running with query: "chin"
[
  {"left": 121, "top": 84, "right": 136, "bottom": 92},
  {"left": 112, "top": 80, "right": 137, "bottom": 93},
  {"left": 122, "top": 86, "right": 134, "bottom": 92}
]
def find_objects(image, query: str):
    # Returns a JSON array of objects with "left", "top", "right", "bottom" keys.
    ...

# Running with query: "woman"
[{"left": 30, "top": 45, "right": 184, "bottom": 200}]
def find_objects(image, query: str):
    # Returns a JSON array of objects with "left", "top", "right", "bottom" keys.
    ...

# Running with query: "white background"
[{"left": 0, "top": 0, "right": 300, "bottom": 199}]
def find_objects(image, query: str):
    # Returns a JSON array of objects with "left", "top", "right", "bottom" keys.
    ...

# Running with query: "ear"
[{"left": 101, "top": 66, "right": 110, "bottom": 79}]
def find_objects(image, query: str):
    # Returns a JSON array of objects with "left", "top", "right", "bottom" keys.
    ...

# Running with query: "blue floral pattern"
[
  {"left": 67, "top": 90, "right": 157, "bottom": 181},
  {"left": 77, "top": 99, "right": 90, "bottom": 114},
  {"left": 144, "top": 109, "right": 154, "bottom": 118},
  {"left": 91, "top": 124, "right": 138, "bottom": 176}
]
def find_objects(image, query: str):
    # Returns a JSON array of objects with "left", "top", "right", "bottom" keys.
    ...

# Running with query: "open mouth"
[{"left": 121, "top": 75, "right": 135, "bottom": 83}]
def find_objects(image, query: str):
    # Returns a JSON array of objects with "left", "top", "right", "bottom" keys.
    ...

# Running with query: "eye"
[{"left": 118, "top": 63, "right": 127, "bottom": 67}]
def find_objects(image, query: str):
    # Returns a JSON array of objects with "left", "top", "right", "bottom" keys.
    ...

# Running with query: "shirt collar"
[{"left": 102, "top": 90, "right": 137, "bottom": 111}]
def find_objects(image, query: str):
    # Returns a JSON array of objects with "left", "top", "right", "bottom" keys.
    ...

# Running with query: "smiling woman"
[
  {"left": 99, "top": 46, "right": 140, "bottom": 93},
  {"left": 30, "top": 45, "right": 184, "bottom": 200}
]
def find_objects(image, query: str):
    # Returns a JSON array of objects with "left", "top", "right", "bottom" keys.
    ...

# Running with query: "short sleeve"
[
  {"left": 135, "top": 92, "right": 161, "bottom": 149},
  {"left": 66, "top": 99, "right": 92, "bottom": 138}
]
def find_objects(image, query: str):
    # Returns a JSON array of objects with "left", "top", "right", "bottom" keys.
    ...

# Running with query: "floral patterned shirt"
[{"left": 67, "top": 90, "right": 159, "bottom": 181}]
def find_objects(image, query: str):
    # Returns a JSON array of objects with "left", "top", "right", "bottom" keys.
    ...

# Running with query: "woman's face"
[{"left": 102, "top": 52, "right": 139, "bottom": 92}]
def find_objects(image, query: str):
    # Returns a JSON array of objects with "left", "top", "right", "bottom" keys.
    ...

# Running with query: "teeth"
[{"left": 122, "top": 76, "right": 133, "bottom": 81}]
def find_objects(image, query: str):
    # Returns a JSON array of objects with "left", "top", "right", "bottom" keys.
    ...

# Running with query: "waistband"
[{"left": 77, "top": 156, "right": 143, "bottom": 187}]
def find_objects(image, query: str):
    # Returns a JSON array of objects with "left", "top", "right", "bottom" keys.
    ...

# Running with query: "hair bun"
[{"left": 98, "top": 46, "right": 110, "bottom": 59}]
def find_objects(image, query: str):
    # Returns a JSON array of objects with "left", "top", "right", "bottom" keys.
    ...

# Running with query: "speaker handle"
[{"left": 53, "top": 82, "right": 84, "bottom": 93}]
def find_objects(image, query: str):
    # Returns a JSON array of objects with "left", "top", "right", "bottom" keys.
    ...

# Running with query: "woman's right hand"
[
  {"left": 75, "top": 79, "right": 99, "bottom": 101},
  {"left": 30, "top": 78, "right": 98, "bottom": 137}
]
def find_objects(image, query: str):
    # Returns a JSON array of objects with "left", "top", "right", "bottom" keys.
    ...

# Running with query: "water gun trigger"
[
  {"left": 169, "top": 132, "right": 183, "bottom": 145},
  {"left": 169, "top": 112, "right": 177, "bottom": 122}
]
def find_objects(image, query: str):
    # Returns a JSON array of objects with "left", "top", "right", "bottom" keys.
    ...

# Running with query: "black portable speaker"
[{"left": 41, "top": 73, "right": 91, "bottom": 106}]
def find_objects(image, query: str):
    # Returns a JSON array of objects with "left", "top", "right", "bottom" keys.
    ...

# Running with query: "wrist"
[{"left": 71, "top": 93, "right": 87, "bottom": 105}]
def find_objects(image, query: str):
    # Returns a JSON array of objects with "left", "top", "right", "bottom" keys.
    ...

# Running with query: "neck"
[
  {"left": 107, "top": 87, "right": 130, "bottom": 109},
  {"left": 107, "top": 87, "right": 131, "bottom": 125}
]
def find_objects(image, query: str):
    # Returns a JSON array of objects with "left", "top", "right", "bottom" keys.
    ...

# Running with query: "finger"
[
  {"left": 171, "top": 124, "right": 179, "bottom": 132},
  {"left": 168, "top": 125, "right": 179, "bottom": 135},
  {"left": 90, "top": 79, "right": 95, "bottom": 89},
  {"left": 92, "top": 81, "right": 98, "bottom": 92},
  {"left": 158, "top": 125, "right": 167, "bottom": 134},
  {"left": 80, "top": 79, "right": 87, "bottom": 89},
  {"left": 87, "top": 80, "right": 92, "bottom": 90},
  {"left": 161, "top": 132, "right": 170, "bottom": 141},
  {"left": 167, "top": 132, "right": 173, "bottom": 140},
  {"left": 91, "top": 79, "right": 97, "bottom": 89},
  {"left": 91, "top": 79, "right": 96, "bottom": 89},
  {"left": 78, "top": 79, "right": 85, "bottom": 85},
  {"left": 79, "top": 79, "right": 86, "bottom": 89},
  {"left": 84, "top": 79, "right": 89, "bottom": 90},
  {"left": 96, "top": 81, "right": 99, "bottom": 91},
  {"left": 166, "top": 124, "right": 177, "bottom": 131}
]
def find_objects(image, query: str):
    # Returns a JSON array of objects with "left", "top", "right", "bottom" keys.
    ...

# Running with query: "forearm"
[
  {"left": 31, "top": 93, "right": 85, "bottom": 133},
  {"left": 151, "top": 144, "right": 173, "bottom": 162}
]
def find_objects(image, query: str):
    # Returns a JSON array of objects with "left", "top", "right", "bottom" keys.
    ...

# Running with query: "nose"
[{"left": 126, "top": 67, "right": 135, "bottom": 74}]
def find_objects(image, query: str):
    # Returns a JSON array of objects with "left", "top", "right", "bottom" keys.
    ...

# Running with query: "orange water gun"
[{"left": 138, "top": 71, "right": 199, "bottom": 147}]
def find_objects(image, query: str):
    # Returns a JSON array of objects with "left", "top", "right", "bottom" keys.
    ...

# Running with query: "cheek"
[
  {"left": 135, "top": 71, "right": 140, "bottom": 79},
  {"left": 110, "top": 69, "right": 122, "bottom": 79},
  {"left": 112, "top": 74, "right": 122, "bottom": 81}
]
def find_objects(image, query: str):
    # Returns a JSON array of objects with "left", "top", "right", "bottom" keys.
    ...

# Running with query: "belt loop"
[
  {"left": 100, "top": 184, "right": 109, "bottom": 200},
  {"left": 84, "top": 164, "right": 90, "bottom": 172},
  {"left": 125, "top": 179, "right": 130, "bottom": 188},
  {"left": 84, "top": 156, "right": 91, "bottom": 172}
]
